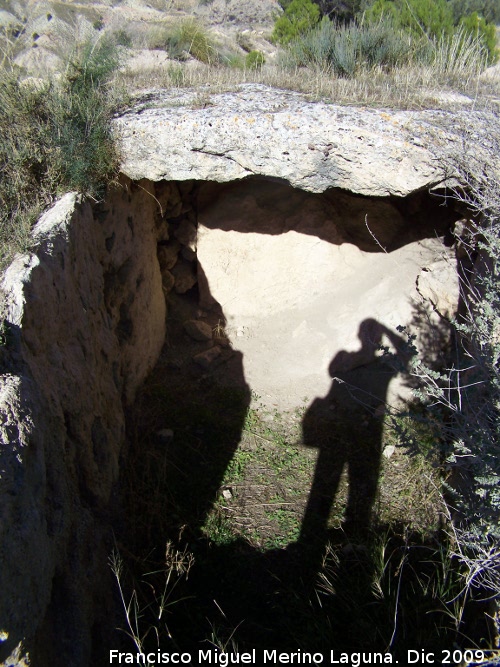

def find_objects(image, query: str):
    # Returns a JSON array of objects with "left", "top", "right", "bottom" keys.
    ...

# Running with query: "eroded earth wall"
[{"left": 0, "top": 179, "right": 166, "bottom": 666}]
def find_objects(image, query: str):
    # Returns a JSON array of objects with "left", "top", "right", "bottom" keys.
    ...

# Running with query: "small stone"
[
  {"left": 156, "top": 218, "right": 169, "bottom": 243},
  {"left": 171, "top": 260, "right": 197, "bottom": 294},
  {"left": 161, "top": 270, "right": 175, "bottom": 293},
  {"left": 181, "top": 246, "right": 196, "bottom": 262},
  {"left": 174, "top": 219, "right": 197, "bottom": 249},
  {"left": 222, "top": 488, "right": 233, "bottom": 500},
  {"left": 193, "top": 346, "right": 221, "bottom": 369},
  {"left": 383, "top": 444, "right": 396, "bottom": 459},
  {"left": 157, "top": 241, "right": 180, "bottom": 270},
  {"left": 165, "top": 201, "right": 182, "bottom": 218},
  {"left": 184, "top": 319, "right": 213, "bottom": 341}
]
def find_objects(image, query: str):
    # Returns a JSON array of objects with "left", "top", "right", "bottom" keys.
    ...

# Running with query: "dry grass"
[{"left": 114, "top": 58, "right": 500, "bottom": 111}]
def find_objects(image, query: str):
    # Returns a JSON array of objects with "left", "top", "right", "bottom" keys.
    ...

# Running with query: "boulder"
[
  {"left": 157, "top": 240, "right": 181, "bottom": 270},
  {"left": 193, "top": 345, "right": 222, "bottom": 369},
  {"left": 184, "top": 319, "right": 213, "bottom": 341},
  {"left": 115, "top": 85, "right": 496, "bottom": 197}
]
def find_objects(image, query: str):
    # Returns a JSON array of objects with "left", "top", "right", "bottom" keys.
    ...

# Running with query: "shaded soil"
[{"left": 111, "top": 289, "right": 494, "bottom": 660}]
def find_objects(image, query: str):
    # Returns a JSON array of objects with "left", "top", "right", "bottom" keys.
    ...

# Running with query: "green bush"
[
  {"left": 448, "top": 0, "right": 500, "bottom": 25},
  {"left": 459, "top": 12, "right": 498, "bottom": 63},
  {"left": 362, "top": 0, "right": 498, "bottom": 65},
  {"left": 272, "top": 0, "right": 321, "bottom": 45},
  {"left": 245, "top": 50, "right": 266, "bottom": 69},
  {"left": 284, "top": 17, "right": 415, "bottom": 76},
  {"left": 363, "top": 0, "right": 455, "bottom": 40},
  {"left": 315, "top": 0, "right": 365, "bottom": 22}
]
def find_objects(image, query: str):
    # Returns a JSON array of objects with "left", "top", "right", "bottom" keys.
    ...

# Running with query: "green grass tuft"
[
  {"left": 166, "top": 19, "right": 220, "bottom": 64},
  {"left": 245, "top": 50, "right": 266, "bottom": 70}
]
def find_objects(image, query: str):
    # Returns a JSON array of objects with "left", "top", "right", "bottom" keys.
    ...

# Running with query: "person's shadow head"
[{"left": 328, "top": 318, "right": 393, "bottom": 378}]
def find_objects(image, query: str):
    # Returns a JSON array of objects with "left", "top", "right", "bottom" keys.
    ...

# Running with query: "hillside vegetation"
[{"left": 0, "top": 28, "right": 120, "bottom": 267}]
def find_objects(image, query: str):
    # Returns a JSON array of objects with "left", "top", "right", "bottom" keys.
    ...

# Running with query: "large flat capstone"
[{"left": 114, "top": 84, "right": 489, "bottom": 197}]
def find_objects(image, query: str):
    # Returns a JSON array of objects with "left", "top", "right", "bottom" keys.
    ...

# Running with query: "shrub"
[
  {"left": 272, "top": 0, "right": 321, "bottom": 45},
  {"left": 220, "top": 53, "right": 244, "bottom": 69},
  {"left": 63, "top": 34, "right": 119, "bottom": 95},
  {"left": 315, "top": 0, "right": 364, "bottom": 22},
  {"left": 0, "top": 76, "right": 56, "bottom": 263},
  {"left": 167, "top": 19, "right": 219, "bottom": 64},
  {"left": 145, "top": 25, "right": 172, "bottom": 51},
  {"left": 0, "top": 32, "right": 120, "bottom": 267},
  {"left": 114, "top": 29, "right": 133, "bottom": 48},
  {"left": 245, "top": 50, "right": 266, "bottom": 69},
  {"left": 448, "top": 0, "right": 500, "bottom": 25},
  {"left": 236, "top": 31, "right": 254, "bottom": 53},
  {"left": 400, "top": 125, "right": 500, "bottom": 608},
  {"left": 459, "top": 12, "right": 498, "bottom": 64},
  {"left": 431, "top": 23, "right": 489, "bottom": 76},
  {"left": 363, "top": 0, "right": 455, "bottom": 40},
  {"left": 166, "top": 64, "right": 186, "bottom": 86},
  {"left": 284, "top": 17, "right": 415, "bottom": 76},
  {"left": 50, "top": 35, "right": 120, "bottom": 195},
  {"left": 362, "top": 0, "right": 498, "bottom": 63}
]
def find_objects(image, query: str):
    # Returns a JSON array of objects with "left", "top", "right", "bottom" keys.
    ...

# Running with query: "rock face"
[
  {"left": 0, "top": 86, "right": 468, "bottom": 666},
  {"left": 196, "top": 178, "right": 459, "bottom": 408},
  {"left": 116, "top": 85, "right": 471, "bottom": 197}
]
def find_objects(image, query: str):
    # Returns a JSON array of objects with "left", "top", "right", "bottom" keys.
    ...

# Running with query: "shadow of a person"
[{"left": 299, "top": 318, "right": 408, "bottom": 552}]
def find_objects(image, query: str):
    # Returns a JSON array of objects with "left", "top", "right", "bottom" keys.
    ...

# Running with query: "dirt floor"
[{"left": 114, "top": 285, "right": 466, "bottom": 657}]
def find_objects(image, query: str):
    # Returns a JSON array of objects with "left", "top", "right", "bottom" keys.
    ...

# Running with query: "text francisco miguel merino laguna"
[{"left": 109, "top": 649, "right": 440, "bottom": 665}]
